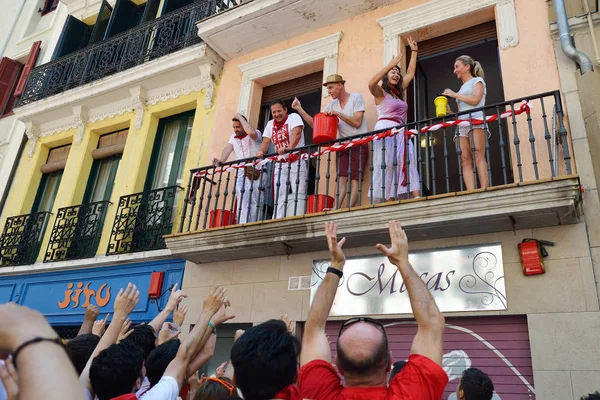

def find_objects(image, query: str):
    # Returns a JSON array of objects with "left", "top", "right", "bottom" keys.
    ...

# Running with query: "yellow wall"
[{"left": 0, "top": 84, "right": 219, "bottom": 262}]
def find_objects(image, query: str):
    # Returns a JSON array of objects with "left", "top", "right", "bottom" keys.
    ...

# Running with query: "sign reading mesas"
[{"left": 310, "top": 243, "right": 507, "bottom": 316}]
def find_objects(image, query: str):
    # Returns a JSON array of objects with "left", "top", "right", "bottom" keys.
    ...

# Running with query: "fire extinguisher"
[{"left": 518, "top": 239, "right": 555, "bottom": 276}]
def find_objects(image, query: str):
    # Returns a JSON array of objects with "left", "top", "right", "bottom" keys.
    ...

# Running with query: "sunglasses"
[
  {"left": 339, "top": 317, "right": 390, "bottom": 364},
  {"left": 199, "top": 377, "right": 235, "bottom": 395}
]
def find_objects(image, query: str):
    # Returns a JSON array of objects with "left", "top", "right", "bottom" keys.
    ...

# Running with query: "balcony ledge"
[{"left": 165, "top": 176, "right": 582, "bottom": 263}]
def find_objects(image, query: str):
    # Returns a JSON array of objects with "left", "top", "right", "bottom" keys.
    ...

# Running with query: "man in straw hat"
[{"left": 293, "top": 74, "right": 368, "bottom": 209}]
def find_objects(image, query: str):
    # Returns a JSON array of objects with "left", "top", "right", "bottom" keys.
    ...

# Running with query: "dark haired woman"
[{"left": 368, "top": 37, "right": 420, "bottom": 203}]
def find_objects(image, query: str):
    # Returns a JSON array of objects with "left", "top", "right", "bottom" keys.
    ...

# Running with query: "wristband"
[
  {"left": 12, "top": 337, "right": 65, "bottom": 368},
  {"left": 208, "top": 321, "right": 217, "bottom": 335},
  {"left": 327, "top": 267, "right": 343, "bottom": 278}
]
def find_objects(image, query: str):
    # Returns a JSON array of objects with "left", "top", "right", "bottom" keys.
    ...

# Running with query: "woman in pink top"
[{"left": 368, "top": 38, "right": 421, "bottom": 202}]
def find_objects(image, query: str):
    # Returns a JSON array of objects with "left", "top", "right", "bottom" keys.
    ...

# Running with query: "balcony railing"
[
  {"left": 18, "top": 0, "right": 218, "bottom": 106},
  {"left": 0, "top": 212, "right": 51, "bottom": 266},
  {"left": 179, "top": 91, "right": 573, "bottom": 233},
  {"left": 44, "top": 201, "right": 111, "bottom": 262},
  {"left": 107, "top": 186, "right": 182, "bottom": 255}
]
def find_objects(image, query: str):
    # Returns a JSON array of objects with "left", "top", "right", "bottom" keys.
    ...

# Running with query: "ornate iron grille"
[
  {"left": 18, "top": 0, "right": 217, "bottom": 105},
  {"left": 44, "top": 201, "right": 111, "bottom": 262},
  {"left": 106, "top": 186, "right": 181, "bottom": 255},
  {"left": 0, "top": 212, "right": 51, "bottom": 266}
]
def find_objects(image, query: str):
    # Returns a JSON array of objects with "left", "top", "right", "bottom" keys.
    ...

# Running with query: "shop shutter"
[
  {"left": 261, "top": 72, "right": 323, "bottom": 105},
  {"left": 104, "top": 0, "right": 144, "bottom": 39},
  {"left": 52, "top": 16, "right": 93, "bottom": 60},
  {"left": 0, "top": 57, "right": 23, "bottom": 115},
  {"left": 88, "top": 0, "right": 114, "bottom": 45},
  {"left": 14, "top": 41, "right": 42, "bottom": 97},
  {"left": 416, "top": 21, "right": 497, "bottom": 59},
  {"left": 92, "top": 129, "right": 129, "bottom": 159},
  {"left": 141, "top": 0, "right": 162, "bottom": 23},
  {"left": 322, "top": 315, "right": 535, "bottom": 399}
]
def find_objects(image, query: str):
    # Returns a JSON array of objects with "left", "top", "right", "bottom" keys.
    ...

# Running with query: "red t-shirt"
[{"left": 298, "top": 354, "right": 448, "bottom": 400}]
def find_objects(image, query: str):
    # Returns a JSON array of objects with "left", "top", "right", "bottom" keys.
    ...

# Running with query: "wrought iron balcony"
[
  {"left": 44, "top": 201, "right": 111, "bottom": 262},
  {"left": 107, "top": 186, "right": 182, "bottom": 255},
  {"left": 0, "top": 212, "right": 51, "bottom": 266},
  {"left": 18, "top": 0, "right": 218, "bottom": 106},
  {"left": 179, "top": 91, "right": 574, "bottom": 234}
]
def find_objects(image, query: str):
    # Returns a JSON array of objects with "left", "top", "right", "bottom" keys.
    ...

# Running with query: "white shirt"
[
  {"left": 263, "top": 113, "right": 305, "bottom": 149},
  {"left": 228, "top": 129, "right": 262, "bottom": 160},
  {"left": 457, "top": 77, "right": 486, "bottom": 120},
  {"left": 138, "top": 376, "right": 179, "bottom": 400},
  {"left": 324, "top": 93, "right": 367, "bottom": 138}
]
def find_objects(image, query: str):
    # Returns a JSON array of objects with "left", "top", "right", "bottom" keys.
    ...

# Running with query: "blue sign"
[{"left": 0, "top": 259, "right": 185, "bottom": 325}]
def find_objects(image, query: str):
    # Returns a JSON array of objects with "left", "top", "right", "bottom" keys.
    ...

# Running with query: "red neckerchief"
[
  {"left": 387, "top": 86, "right": 402, "bottom": 99},
  {"left": 274, "top": 384, "right": 302, "bottom": 400},
  {"left": 234, "top": 133, "right": 248, "bottom": 140},
  {"left": 273, "top": 115, "right": 289, "bottom": 132},
  {"left": 110, "top": 394, "right": 137, "bottom": 400}
]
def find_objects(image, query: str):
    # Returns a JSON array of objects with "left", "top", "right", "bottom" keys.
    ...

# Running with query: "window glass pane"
[
  {"left": 174, "top": 116, "right": 193, "bottom": 186},
  {"left": 89, "top": 157, "right": 120, "bottom": 202},
  {"left": 152, "top": 120, "right": 180, "bottom": 189},
  {"left": 37, "top": 171, "right": 62, "bottom": 212}
]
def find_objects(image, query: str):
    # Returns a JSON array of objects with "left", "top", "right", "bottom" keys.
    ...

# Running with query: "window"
[
  {"left": 145, "top": 110, "right": 195, "bottom": 191},
  {"left": 31, "top": 145, "right": 71, "bottom": 213},
  {"left": 40, "top": 0, "right": 60, "bottom": 16},
  {"left": 83, "top": 130, "right": 128, "bottom": 203}
]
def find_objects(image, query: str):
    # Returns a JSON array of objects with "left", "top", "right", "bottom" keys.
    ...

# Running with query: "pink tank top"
[{"left": 376, "top": 92, "right": 408, "bottom": 125}]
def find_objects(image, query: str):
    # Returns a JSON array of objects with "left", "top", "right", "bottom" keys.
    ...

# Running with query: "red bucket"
[
  {"left": 313, "top": 113, "right": 338, "bottom": 144},
  {"left": 209, "top": 209, "right": 236, "bottom": 228},
  {"left": 307, "top": 195, "right": 335, "bottom": 214}
]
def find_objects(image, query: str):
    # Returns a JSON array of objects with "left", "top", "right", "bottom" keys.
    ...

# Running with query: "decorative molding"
[
  {"left": 73, "top": 105, "right": 88, "bottom": 145},
  {"left": 198, "top": 50, "right": 224, "bottom": 109},
  {"left": 130, "top": 86, "right": 148, "bottom": 130},
  {"left": 25, "top": 121, "right": 40, "bottom": 158},
  {"left": 377, "top": 0, "right": 519, "bottom": 64},
  {"left": 237, "top": 32, "right": 343, "bottom": 116},
  {"left": 146, "top": 82, "right": 205, "bottom": 106}
]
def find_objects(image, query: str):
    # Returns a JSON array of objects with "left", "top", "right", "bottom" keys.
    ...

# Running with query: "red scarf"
[
  {"left": 274, "top": 384, "right": 302, "bottom": 400},
  {"left": 273, "top": 115, "right": 288, "bottom": 132},
  {"left": 234, "top": 133, "right": 248, "bottom": 140},
  {"left": 387, "top": 85, "right": 403, "bottom": 100},
  {"left": 110, "top": 394, "right": 137, "bottom": 400}
]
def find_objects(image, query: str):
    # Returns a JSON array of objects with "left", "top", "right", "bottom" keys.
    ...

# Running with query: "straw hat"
[{"left": 323, "top": 74, "right": 346, "bottom": 86}]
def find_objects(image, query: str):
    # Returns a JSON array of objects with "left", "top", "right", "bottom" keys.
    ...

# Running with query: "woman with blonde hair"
[
  {"left": 443, "top": 55, "right": 489, "bottom": 190},
  {"left": 368, "top": 37, "right": 421, "bottom": 202}
]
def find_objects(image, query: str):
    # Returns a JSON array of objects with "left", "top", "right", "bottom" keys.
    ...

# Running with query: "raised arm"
[
  {"left": 77, "top": 305, "right": 100, "bottom": 336},
  {"left": 402, "top": 37, "right": 418, "bottom": 90},
  {"left": 376, "top": 221, "right": 445, "bottom": 365},
  {"left": 148, "top": 283, "right": 187, "bottom": 334},
  {"left": 235, "top": 113, "right": 259, "bottom": 140},
  {"left": 80, "top": 283, "right": 140, "bottom": 394},
  {"left": 292, "top": 98, "right": 314, "bottom": 128},
  {"left": 443, "top": 82, "right": 484, "bottom": 107},
  {"left": 300, "top": 222, "right": 346, "bottom": 366},
  {"left": 369, "top": 54, "right": 403, "bottom": 103}
]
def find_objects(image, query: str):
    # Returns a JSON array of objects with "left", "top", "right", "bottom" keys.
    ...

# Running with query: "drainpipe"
[
  {"left": 554, "top": 0, "right": 594, "bottom": 74},
  {"left": 0, "top": 0, "right": 27, "bottom": 58}
]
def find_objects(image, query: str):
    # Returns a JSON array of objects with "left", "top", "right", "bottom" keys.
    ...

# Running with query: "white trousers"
[{"left": 272, "top": 161, "right": 308, "bottom": 219}]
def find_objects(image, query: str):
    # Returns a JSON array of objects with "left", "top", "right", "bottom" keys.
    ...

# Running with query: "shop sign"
[{"left": 311, "top": 243, "right": 506, "bottom": 316}]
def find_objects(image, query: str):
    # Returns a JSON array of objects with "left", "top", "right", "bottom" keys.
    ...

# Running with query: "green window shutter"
[
  {"left": 88, "top": 0, "right": 113, "bottom": 45},
  {"left": 104, "top": 0, "right": 144, "bottom": 39},
  {"left": 52, "top": 16, "right": 93, "bottom": 60},
  {"left": 140, "top": 0, "right": 161, "bottom": 23},
  {"left": 161, "top": 0, "right": 195, "bottom": 16}
]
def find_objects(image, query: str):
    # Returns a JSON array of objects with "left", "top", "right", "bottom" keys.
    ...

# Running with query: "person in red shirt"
[{"left": 298, "top": 221, "right": 448, "bottom": 399}]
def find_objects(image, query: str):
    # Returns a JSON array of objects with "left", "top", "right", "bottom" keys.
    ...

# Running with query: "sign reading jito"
[{"left": 310, "top": 244, "right": 506, "bottom": 316}]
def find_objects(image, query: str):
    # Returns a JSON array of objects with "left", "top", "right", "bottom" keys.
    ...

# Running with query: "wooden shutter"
[
  {"left": 88, "top": 0, "right": 113, "bottom": 45},
  {"left": 141, "top": 0, "right": 161, "bottom": 23},
  {"left": 92, "top": 129, "right": 128, "bottom": 159},
  {"left": 416, "top": 21, "right": 497, "bottom": 59},
  {"left": 105, "top": 0, "right": 143, "bottom": 39},
  {"left": 161, "top": 0, "right": 194, "bottom": 16},
  {"left": 40, "top": 145, "right": 71, "bottom": 173},
  {"left": 14, "top": 41, "right": 42, "bottom": 97},
  {"left": 261, "top": 72, "right": 323, "bottom": 105},
  {"left": 0, "top": 57, "right": 23, "bottom": 115},
  {"left": 52, "top": 16, "right": 93, "bottom": 60}
]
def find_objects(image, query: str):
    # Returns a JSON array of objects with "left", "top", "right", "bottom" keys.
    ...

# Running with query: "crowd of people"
[
  {"left": 6, "top": 220, "right": 598, "bottom": 399},
  {"left": 212, "top": 39, "right": 492, "bottom": 220}
]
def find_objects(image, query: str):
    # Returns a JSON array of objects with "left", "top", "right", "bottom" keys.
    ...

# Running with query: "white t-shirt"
[
  {"left": 138, "top": 376, "right": 179, "bottom": 400},
  {"left": 263, "top": 113, "right": 304, "bottom": 149},
  {"left": 457, "top": 77, "right": 486, "bottom": 120},
  {"left": 324, "top": 93, "right": 367, "bottom": 138},
  {"left": 227, "top": 130, "right": 262, "bottom": 160}
]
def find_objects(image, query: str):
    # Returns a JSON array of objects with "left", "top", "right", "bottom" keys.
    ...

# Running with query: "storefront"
[{"left": 0, "top": 259, "right": 185, "bottom": 338}]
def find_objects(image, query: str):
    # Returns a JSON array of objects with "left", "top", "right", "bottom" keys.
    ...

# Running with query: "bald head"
[{"left": 336, "top": 322, "right": 388, "bottom": 380}]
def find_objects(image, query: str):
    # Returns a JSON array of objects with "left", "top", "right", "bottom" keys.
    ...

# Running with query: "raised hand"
[
  {"left": 203, "top": 285, "right": 227, "bottom": 315},
  {"left": 92, "top": 314, "right": 110, "bottom": 337},
  {"left": 291, "top": 97, "right": 302, "bottom": 111},
  {"left": 325, "top": 221, "right": 346, "bottom": 269},
  {"left": 388, "top": 53, "right": 404, "bottom": 68},
  {"left": 117, "top": 318, "right": 133, "bottom": 343},
  {"left": 113, "top": 283, "right": 140, "bottom": 318},
  {"left": 211, "top": 298, "right": 235, "bottom": 326},
  {"left": 280, "top": 314, "right": 295, "bottom": 334},
  {"left": 157, "top": 322, "right": 181, "bottom": 345},
  {"left": 0, "top": 303, "right": 58, "bottom": 353},
  {"left": 407, "top": 36, "right": 418, "bottom": 52},
  {"left": 173, "top": 304, "right": 189, "bottom": 327},
  {"left": 234, "top": 329, "right": 245, "bottom": 343},
  {"left": 166, "top": 283, "right": 188, "bottom": 312},
  {"left": 376, "top": 221, "right": 409, "bottom": 267},
  {"left": 84, "top": 305, "right": 100, "bottom": 323},
  {"left": 215, "top": 361, "right": 228, "bottom": 378}
]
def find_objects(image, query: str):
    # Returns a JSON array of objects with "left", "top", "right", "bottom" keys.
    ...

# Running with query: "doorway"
[{"left": 407, "top": 22, "right": 513, "bottom": 194}]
